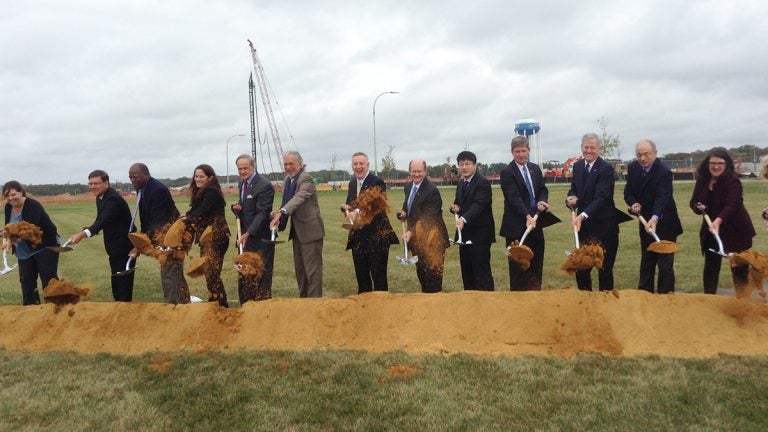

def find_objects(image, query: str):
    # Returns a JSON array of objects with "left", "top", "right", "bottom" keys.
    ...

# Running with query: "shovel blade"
[
  {"left": 341, "top": 223, "right": 354, "bottom": 230},
  {"left": 0, "top": 265, "right": 17, "bottom": 276},
  {"left": 113, "top": 268, "right": 136, "bottom": 277}
]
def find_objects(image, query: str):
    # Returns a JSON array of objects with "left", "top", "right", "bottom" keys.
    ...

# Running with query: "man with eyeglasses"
[{"left": 623, "top": 139, "right": 683, "bottom": 294}]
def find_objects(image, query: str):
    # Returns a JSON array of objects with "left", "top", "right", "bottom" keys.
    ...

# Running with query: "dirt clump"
[
  {"left": 561, "top": 244, "right": 604, "bottom": 274},
  {"left": 42, "top": 278, "right": 89, "bottom": 307},
  {"left": 233, "top": 252, "right": 264, "bottom": 278},
  {"left": 3, "top": 222, "right": 43, "bottom": 247},
  {"left": 647, "top": 240, "right": 679, "bottom": 254},
  {"left": 508, "top": 242, "right": 534, "bottom": 270},
  {"left": 350, "top": 187, "right": 389, "bottom": 227},
  {"left": 730, "top": 250, "right": 768, "bottom": 299}
]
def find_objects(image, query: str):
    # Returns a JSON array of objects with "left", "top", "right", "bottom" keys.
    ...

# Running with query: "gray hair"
[
  {"left": 235, "top": 154, "right": 255, "bottom": 168},
  {"left": 284, "top": 150, "right": 303, "bottom": 165},
  {"left": 636, "top": 139, "right": 657, "bottom": 153},
  {"left": 352, "top": 151, "right": 368, "bottom": 160},
  {"left": 581, "top": 133, "right": 602, "bottom": 147}
]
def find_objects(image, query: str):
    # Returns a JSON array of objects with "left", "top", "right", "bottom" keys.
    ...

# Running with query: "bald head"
[{"left": 408, "top": 159, "right": 427, "bottom": 185}]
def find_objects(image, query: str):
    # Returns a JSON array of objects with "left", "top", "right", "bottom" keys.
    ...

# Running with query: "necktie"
[
  {"left": 406, "top": 185, "right": 418, "bottom": 214},
  {"left": 522, "top": 165, "right": 536, "bottom": 211},
  {"left": 128, "top": 190, "right": 142, "bottom": 234},
  {"left": 463, "top": 180, "right": 470, "bottom": 191},
  {"left": 356, "top": 179, "right": 362, "bottom": 197},
  {"left": 240, "top": 180, "right": 249, "bottom": 203},
  {"left": 278, "top": 177, "right": 297, "bottom": 231},
  {"left": 586, "top": 162, "right": 591, "bottom": 173}
]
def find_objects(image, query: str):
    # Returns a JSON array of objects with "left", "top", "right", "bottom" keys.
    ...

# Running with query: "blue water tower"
[{"left": 514, "top": 118, "right": 541, "bottom": 165}]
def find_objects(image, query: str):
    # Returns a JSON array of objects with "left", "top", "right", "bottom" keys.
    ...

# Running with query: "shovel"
[
  {"left": 1, "top": 249, "right": 17, "bottom": 275},
  {"left": 395, "top": 221, "right": 419, "bottom": 265},
  {"left": 703, "top": 214, "right": 728, "bottom": 257},
  {"left": 261, "top": 228, "right": 285, "bottom": 245},
  {"left": 113, "top": 255, "right": 137, "bottom": 277},
  {"left": 633, "top": 213, "right": 679, "bottom": 254},
  {"left": 507, "top": 213, "right": 539, "bottom": 270},
  {"left": 450, "top": 213, "right": 471, "bottom": 245},
  {"left": 560, "top": 207, "right": 604, "bottom": 274},
  {"left": 47, "top": 239, "right": 74, "bottom": 253}
]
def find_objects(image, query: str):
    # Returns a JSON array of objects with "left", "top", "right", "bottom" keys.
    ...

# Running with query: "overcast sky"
[{"left": 2, "top": 0, "right": 767, "bottom": 184}]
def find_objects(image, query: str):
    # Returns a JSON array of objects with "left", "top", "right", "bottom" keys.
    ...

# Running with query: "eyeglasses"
[{"left": 709, "top": 162, "right": 726, "bottom": 166}]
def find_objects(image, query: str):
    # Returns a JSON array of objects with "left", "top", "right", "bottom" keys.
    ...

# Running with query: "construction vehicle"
[
  {"left": 543, "top": 156, "right": 581, "bottom": 178},
  {"left": 248, "top": 40, "right": 285, "bottom": 164}
]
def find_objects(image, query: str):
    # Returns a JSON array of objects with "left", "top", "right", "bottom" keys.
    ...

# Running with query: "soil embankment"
[{"left": 1, "top": 290, "right": 767, "bottom": 357}]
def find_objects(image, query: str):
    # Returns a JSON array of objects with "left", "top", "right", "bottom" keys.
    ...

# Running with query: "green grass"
[
  {"left": 3, "top": 180, "right": 768, "bottom": 304},
  {"left": 3, "top": 181, "right": 768, "bottom": 431},
  {"left": 0, "top": 349, "right": 767, "bottom": 431}
]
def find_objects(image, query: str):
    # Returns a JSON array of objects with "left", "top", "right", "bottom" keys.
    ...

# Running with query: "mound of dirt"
[{"left": 1, "top": 290, "right": 767, "bottom": 357}]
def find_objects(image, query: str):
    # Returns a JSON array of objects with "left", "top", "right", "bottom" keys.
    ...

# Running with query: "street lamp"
[
  {"left": 373, "top": 91, "right": 399, "bottom": 176},
  {"left": 225, "top": 134, "right": 245, "bottom": 190}
]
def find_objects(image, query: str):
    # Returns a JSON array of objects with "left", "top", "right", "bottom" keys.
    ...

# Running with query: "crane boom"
[{"left": 248, "top": 39, "right": 284, "bottom": 163}]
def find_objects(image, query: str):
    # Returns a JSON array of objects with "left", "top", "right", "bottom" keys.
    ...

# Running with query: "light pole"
[
  {"left": 225, "top": 134, "right": 245, "bottom": 190},
  {"left": 373, "top": 91, "right": 399, "bottom": 176}
]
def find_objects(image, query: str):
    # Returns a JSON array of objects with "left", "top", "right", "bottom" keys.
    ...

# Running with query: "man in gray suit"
[
  {"left": 270, "top": 151, "right": 325, "bottom": 298},
  {"left": 232, "top": 154, "right": 275, "bottom": 303}
]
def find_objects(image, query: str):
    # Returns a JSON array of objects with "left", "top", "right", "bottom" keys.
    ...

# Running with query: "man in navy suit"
[
  {"left": 623, "top": 139, "right": 683, "bottom": 294},
  {"left": 233, "top": 154, "right": 275, "bottom": 303},
  {"left": 499, "top": 137, "right": 550, "bottom": 291},
  {"left": 397, "top": 159, "right": 450, "bottom": 293},
  {"left": 567, "top": 133, "right": 620, "bottom": 291},
  {"left": 450, "top": 151, "right": 495, "bottom": 291},
  {"left": 68, "top": 170, "right": 135, "bottom": 301},
  {"left": 342, "top": 152, "right": 399, "bottom": 293},
  {"left": 128, "top": 163, "right": 189, "bottom": 304}
]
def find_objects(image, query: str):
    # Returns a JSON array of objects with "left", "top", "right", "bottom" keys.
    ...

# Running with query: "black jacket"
[
  {"left": 87, "top": 187, "right": 134, "bottom": 257},
  {"left": 4, "top": 197, "right": 59, "bottom": 253}
]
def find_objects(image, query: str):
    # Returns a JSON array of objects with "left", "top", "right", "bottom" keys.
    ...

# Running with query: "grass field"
[{"left": 2, "top": 179, "right": 768, "bottom": 430}]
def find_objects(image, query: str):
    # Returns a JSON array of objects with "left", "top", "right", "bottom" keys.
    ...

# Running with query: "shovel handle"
[
  {"left": 637, "top": 215, "right": 662, "bottom": 243},
  {"left": 519, "top": 213, "right": 540, "bottom": 246},
  {"left": 570, "top": 209, "right": 580, "bottom": 249},
  {"left": 702, "top": 214, "right": 726, "bottom": 255},
  {"left": 235, "top": 217, "right": 244, "bottom": 255}
]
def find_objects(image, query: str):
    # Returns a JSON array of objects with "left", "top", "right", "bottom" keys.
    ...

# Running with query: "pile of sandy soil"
[{"left": 0, "top": 290, "right": 767, "bottom": 358}]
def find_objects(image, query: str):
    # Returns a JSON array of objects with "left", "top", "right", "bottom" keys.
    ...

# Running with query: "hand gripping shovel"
[
  {"left": 113, "top": 255, "right": 137, "bottom": 277},
  {"left": 1, "top": 249, "right": 17, "bottom": 275},
  {"left": 634, "top": 213, "right": 679, "bottom": 254},
  {"left": 703, "top": 214, "right": 728, "bottom": 257},
  {"left": 340, "top": 206, "right": 355, "bottom": 230},
  {"left": 507, "top": 213, "right": 538, "bottom": 270},
  {"left": 449, "top": 213, "right": 471, "bottom": 245},
  {"left": 261, "top": 228, "right": 285, "bottom": 245},
  {"left": 47, "top": 239, "right": 74, "bottom": 253},
  {"left": 395, "top": 221, "right": 418, "bottom": 265}
]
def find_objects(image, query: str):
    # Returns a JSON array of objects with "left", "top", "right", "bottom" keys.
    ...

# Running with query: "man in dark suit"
[
  {"left": 68, "top": 170, "right": 135, "bottom": 301},
  {"left": 500, "top": 137, "right": 550, "bottom": 291},
  {"left": 128, "top": 163, "right": 189, "bottom": 304},
  {"left": 567, "top": 133, "right": 619, "bottom": 291},
  {"left": 397, "top": 159, "right": 450, "bottom": 293},
  {"left": 624, "top": 139, "right": 683, "bottom": 294},
  {"left": 269, "top": 151, "right": 325, "bottom": 298},
  {"left": 450, "top": 151, "right": 495, "bottom": 291},
  {"left": 342, "top": 152, "right": 399, "bottom": 293},
  {"left": 233, "top": 154, "right": 275, "bottom": 303}
]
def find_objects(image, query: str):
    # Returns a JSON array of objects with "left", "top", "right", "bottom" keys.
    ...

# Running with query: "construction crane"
[{"left": 247, "top": 39, "right": 284, "bottom": 163}]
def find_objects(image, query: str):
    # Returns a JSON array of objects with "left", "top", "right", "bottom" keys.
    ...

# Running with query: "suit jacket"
[
  {"left": 138, "top": 176, "right": 179, "bottom": 241},
  {"left": 454, "top": 173, "right": 496, "bottom": 245},
  {"left": 568, "top": 157, "right": 618, "bottom": 236},
  {"left": 239, "top": 174, "right": 274, "bottom": 246},
  {"left": 345, "top": 174, "right": 398, "bottom": 250},
  {"left": 86, "top": 187, "right": 134, "bottom": 257},
  {"left": 282, "top": 171, "right": 324, "bottom": 243},
  {"left": 401, "top": 178, "right": 449, "bottom": 250},
  {"left": 623, "top": 159, "right": 683, "bottom": 241},
  {"left": 4, "top": 197, "right": 59, "bottom": 252},
  {"left": 689, "top": 173, "right": 755, "bottom": 253},
  {"left": 499, "top": 161, "right": 548, "bottom": 239}
]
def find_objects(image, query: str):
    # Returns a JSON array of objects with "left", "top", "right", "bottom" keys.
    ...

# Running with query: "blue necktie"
[
  {"left": 407, "top": 185, "right": 418, "bottom": 214},
  {"left": 522, "top": 165, "right": 535, "bottom": 211}
]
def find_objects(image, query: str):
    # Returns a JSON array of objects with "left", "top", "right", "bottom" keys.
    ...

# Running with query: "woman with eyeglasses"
[{"left": 689, "top": 148, "right": 755, "bottom": 294}]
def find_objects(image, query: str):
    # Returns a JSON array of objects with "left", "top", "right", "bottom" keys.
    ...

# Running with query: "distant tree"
[
  {"left": 381, "top": 145, "right": 396, "bottom": 179},
  {"left": 597, "top": 116, "right": 622, "bottom": 160},
  {"left": 486, "top": 162, "right": 508, "bottom": 176}
]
